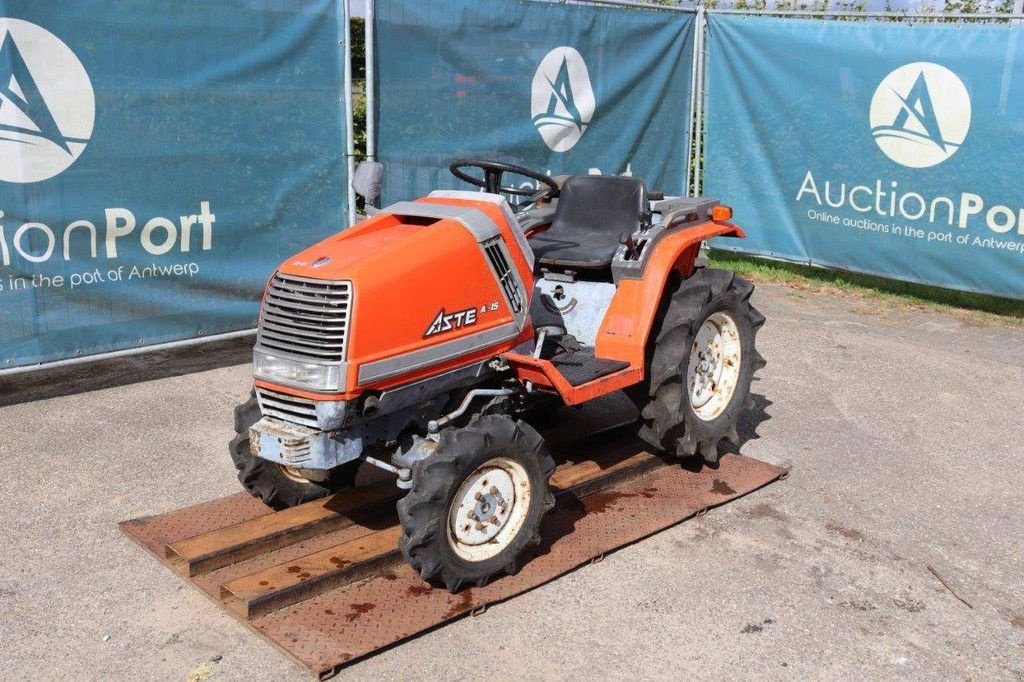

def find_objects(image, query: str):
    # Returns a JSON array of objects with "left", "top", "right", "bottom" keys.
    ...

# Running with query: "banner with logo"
[
  {"left": 374, "top": 0, "right": 695, "bottom": 203},
  {"left": 704, "top": 15, "right": 1024, "bottom": 300},
  {"left": 0, "top": 1, "right": 349, "bottom": 369}
]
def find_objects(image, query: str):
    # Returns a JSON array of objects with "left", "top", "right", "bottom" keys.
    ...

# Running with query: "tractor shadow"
[
  {"left": 529, "top": 391, "right": 639, "bottom": 448},
  {"left": 717, "top": 385, "right": 773, "bottom": 461},
  {"left": 525, "top": 386, "right": 773, "bottom": 566},
  {"left": 532, "top": 492, "right": 589, "bottom": 557}
]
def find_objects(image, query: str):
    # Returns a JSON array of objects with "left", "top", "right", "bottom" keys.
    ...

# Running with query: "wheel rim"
[
  {"left": 447, "top": 457, "right": 532, "bottom": 562},
  {"left": 687, "top": 311, "right": 742, "bottom": 422},
  {"left": 278, "top": 464, "right": 312, "bottom": 484}
]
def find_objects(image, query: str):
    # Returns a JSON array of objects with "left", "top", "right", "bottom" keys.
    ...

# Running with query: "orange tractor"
[{"left": 231, "top": 160, "right": 765, "bottom": 591}]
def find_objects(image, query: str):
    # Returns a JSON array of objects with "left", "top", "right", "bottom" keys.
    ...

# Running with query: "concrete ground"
[{"left": 1, "top": 282, "right": 1022, "bottom": 680}]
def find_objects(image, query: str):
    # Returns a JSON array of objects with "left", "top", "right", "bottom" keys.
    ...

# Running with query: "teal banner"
[
  {"left": 374, "top": 0, "right": 694, "bottom": 203},
  {"left": 705, "top": 15, "right": 1024, "bottom": 299},
  {"left": 0, "top": 0, "right": 349, "bottom": 368}
]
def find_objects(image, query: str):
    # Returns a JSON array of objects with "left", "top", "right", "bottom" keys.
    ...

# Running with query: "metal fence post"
[
  {"left": 366, "top": 0, "right": 376, "bottom": 162},
  {"left": 684, "top": 9, "right": 700, "bottom": 196},
  {"left": 343, "top": 0, "right": 357, "bottom": 226},
  {"left": 692, "top": 6, "right": 706, "bottom": 197}
]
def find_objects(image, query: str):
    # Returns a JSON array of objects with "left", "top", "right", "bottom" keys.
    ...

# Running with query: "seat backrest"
[{"left": 550, "top": 175, "right": 648, "bottom": 237}]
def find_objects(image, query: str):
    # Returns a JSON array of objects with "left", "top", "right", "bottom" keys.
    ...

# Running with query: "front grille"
[
  {"left": 256, "top": 386, "right": 318, "bottom": 429},
  {"left": 257, "top": 273, "right": 352, "bottom": 363},
  {"left": 482, "top": 237, "right": 523, "bottom": 314}
]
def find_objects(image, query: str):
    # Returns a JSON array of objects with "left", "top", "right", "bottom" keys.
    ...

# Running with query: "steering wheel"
[{"left": 449, "top": 159, "right": 559, "bottom": 199}]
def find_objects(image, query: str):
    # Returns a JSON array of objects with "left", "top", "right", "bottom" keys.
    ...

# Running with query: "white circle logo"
[
  {"left": 870, "top": 62, "right": 970, "bottom": 169},
  {"left": 0, "top": 19, "right": 95, "bottom": 183},
  {"left": 531, "top": 47, "right": 595, "bottom": 153}
]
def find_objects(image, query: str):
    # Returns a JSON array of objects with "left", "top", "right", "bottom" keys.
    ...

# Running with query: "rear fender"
[{"left": 594, "top": 221, "right": 745, "bottom": 367}]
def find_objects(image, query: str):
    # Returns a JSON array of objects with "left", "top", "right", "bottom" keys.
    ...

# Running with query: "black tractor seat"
[{"left": 530, "top": 175, "right": 649, "bottom": 271}]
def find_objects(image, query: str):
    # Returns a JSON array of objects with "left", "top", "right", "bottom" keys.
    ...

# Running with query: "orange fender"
[{"left": 594, "top": 221, "right": 745, "bottom": 367}]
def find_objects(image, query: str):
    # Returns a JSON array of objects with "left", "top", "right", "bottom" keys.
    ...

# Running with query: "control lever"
[{"left": 619, "top": 231, "right": 639, "bottom": 259}]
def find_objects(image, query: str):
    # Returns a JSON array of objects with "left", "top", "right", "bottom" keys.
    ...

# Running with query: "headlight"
[{"left": 253, "top": 350, "right": 341, "bottom": 391}]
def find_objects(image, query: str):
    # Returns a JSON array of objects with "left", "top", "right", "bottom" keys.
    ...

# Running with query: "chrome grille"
[
  {"left": 257, "top": 273, "right": 351, "bottom": 362},
  {"left": 256, "top": 386, "right": 319, "bottom": 429},
  {"left": 482, "top": 237, "right": 523, "bottom": 314}
]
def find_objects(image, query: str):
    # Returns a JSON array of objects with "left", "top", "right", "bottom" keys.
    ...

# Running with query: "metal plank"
[
  {"left": 255, "top": 452, "right": 787, "bottom": 678},
  {"left": 120, "top": 439, "right": 787, "bottom": 678}
]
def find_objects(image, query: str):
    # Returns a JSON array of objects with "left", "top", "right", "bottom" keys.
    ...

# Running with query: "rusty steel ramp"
[{"left": 121, "top": 435, "right": 785, "bottom": 678}]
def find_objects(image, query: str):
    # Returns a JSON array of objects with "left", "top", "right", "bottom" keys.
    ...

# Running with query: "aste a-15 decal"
[
  {"left": 424, "top": 307, "right": 477, "bottom": 338},
  {"left": 424, "top": 302, "right": 499, "bottom": 338}
]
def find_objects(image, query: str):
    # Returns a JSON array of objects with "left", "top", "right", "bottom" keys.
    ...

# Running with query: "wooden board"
[{"left": 165, "top": 481, "right": 400, "bottom": 577}]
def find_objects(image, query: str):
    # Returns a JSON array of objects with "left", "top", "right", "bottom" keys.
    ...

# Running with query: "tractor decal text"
[{"left": 424, "top": 306, "right": 478, "bottom": 338}]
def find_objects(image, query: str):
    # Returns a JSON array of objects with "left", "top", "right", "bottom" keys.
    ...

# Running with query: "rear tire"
[
  {"left": 398, "top": 415, "right": 556, "bottom": 593},
  {"left": 229, "top": 391, "right": 358, "bottom": 510},
  {"left": 636, "top": 269, "right": 765, "bottom": 463}
]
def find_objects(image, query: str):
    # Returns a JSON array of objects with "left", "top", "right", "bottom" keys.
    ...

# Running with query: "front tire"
[
  {"left": 228, "top": 391, "right": 358, "bottom": 509},
  {"left": 637, "top": 269, "right": 766, "bottom": 463},
  {"left": 397, "top": 415, "right": 556, "bottom": 592}
]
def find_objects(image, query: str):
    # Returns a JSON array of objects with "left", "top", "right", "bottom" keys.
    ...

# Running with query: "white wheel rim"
[
  {"left": 687, "top": 311, "right": 742, "bottom": 422},
  {"left": 278, "top": 464, "right": 312, "bottom": 484},
  {"left": 448, "top": 457, "right": 532, "bottom": 563}
]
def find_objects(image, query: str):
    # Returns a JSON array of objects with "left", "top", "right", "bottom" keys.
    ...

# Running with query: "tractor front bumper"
[{"left": 249, "top": 417, "right": 362, "bottom": 471}]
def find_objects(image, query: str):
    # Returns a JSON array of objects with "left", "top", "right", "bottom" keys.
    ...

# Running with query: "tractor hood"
[
  {"left": 255, "top": 197, "right": 533, "bottom": 396},
  {"left": 280, "top": 217, "right": 430, "bottom": 280}
]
